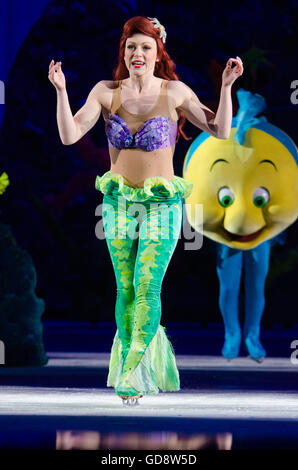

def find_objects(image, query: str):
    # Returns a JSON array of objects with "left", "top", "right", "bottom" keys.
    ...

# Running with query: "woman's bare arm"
[
  {"left": 71, "top": 82, "right": 103, "bottom": 144},
  {"left": 172, "top": 81, "right": 220, "bottom": 137},
  {"left": 173, "top": 56, "right": 243, "bottom": 139},
  {"left": 57, "top": 83, "right": 103, "bottom": 145},
  {"left": 48, "top": 61, "right": 104, "bottom": 145}
]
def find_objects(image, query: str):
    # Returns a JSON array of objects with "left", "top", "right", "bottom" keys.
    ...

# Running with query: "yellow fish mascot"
[{"left": 183, "top": 89, "right": 298, "bottom": 361}]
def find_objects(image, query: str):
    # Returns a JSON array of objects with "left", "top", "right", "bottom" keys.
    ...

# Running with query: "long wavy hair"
[{"left": 113, "top": 16, "right": 191, "bottom": 142}]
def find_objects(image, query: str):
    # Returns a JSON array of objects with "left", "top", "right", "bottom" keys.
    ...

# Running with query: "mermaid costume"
[{"left": 96, "top": 80, "right": 193, "bottom": 396}]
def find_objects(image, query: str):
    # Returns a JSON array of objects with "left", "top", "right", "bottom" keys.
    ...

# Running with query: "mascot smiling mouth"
[{"left": 224, "top": 227, "right": 264, "bottom": 242}]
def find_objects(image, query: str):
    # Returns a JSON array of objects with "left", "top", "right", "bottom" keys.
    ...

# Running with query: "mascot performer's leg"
[
  {"left": 216, "top": 245, "right": 243, "bottom": 359},
  {"left": 243, "top": 241, "right": 271, "bottom": 362}
]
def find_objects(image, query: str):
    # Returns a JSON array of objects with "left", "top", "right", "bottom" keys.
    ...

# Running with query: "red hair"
[{"left": 113, "top": 16, "right": 191, "bottom": 142}]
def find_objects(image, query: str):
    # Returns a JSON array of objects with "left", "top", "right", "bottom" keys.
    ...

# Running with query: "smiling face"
[
  {"left": 184, "top": 128, "right": 298, "bottom": 250},
  {"left": 124, "top": 33, "right": 158, "bottom": 77}
]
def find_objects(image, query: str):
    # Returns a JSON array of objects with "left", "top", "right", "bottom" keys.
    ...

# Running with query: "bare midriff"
[{"left": 109, "top": 145, "right": 176, "bottom": 188}]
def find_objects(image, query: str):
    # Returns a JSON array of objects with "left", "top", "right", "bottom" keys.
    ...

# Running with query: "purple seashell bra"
[{"left": 105, "top": 113, "right": 178, "bottom": 151}]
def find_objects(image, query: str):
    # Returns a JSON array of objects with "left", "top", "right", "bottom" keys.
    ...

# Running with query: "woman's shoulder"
[
  {"left": 167, "top": 80, "right": 190, "bottom": 107},
  {"left": 89, "top": 80, "right": 119, "bottom": 99},
  {"left": 95, "top": 80, "right": 120, "bottom": 91},
  {"left": 93, "top": 80, "right": 120, "bottom": 110},
  {"left": 167, "top": 80, "right": 188, "bottom": 92}
]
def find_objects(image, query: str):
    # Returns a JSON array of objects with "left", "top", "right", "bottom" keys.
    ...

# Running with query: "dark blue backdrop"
[{"left": 0, "top": 0, "right": 51, "bottom": 127}]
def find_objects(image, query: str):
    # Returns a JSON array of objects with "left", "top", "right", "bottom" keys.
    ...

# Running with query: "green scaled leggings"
[{"left": 96, "top": 172, "right": 193, "bottom": 397}]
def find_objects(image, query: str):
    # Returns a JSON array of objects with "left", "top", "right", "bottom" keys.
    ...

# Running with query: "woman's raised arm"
[
  {"left": 173, "top": 56, "right": 243, "bottom": 139},
  {"left": 48, "top": 60, "right": 103, "bottom": 145}
]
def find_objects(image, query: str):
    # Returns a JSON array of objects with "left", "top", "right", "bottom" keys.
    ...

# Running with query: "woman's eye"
[
  {"left": 127, "top": 45, "right": 151, "bottom": 50},
  {"left": 253, "top": 187, "right": 270, "bottom": 208},
  {"left": 218, "top": 187, "right": 234, "bottom": 207}
]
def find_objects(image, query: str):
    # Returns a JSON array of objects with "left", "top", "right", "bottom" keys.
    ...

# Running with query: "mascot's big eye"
[
  {"left": 253, "top": 187, "right": 270, "bottom": 208},
  {"left": 218, "top": 187, "right": 234, "bottom": 207}
]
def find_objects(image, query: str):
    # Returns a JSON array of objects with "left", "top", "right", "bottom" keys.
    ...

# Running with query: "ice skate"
[{"left": 120, "top": 394, "right": 143, "bottom": 406}]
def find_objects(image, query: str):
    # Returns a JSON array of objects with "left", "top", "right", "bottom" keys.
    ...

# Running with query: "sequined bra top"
[{"left": 102, "top": 80, "right": 178, "bottom": 152}]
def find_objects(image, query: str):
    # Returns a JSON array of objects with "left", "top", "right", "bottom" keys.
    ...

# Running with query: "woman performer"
[{"left": 48, "top": 16, "right": 243, "bottom": 405}]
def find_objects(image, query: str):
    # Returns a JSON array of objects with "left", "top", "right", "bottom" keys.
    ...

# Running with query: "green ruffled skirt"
[{"left": 95, "top": 171, "right": 193, "bottom": 202}]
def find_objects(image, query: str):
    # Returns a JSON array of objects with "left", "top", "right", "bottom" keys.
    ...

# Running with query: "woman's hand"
[
  {"left": 48, "top": 60, "right": 66, "bottom": 91},
  {"left": 222, "top": 56, "right": 243, "bottom": 87}
]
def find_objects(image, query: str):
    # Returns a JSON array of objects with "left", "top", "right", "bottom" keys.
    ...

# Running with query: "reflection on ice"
[{"left": 56, "top": 430, "right": 233, "bottom": 450}]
